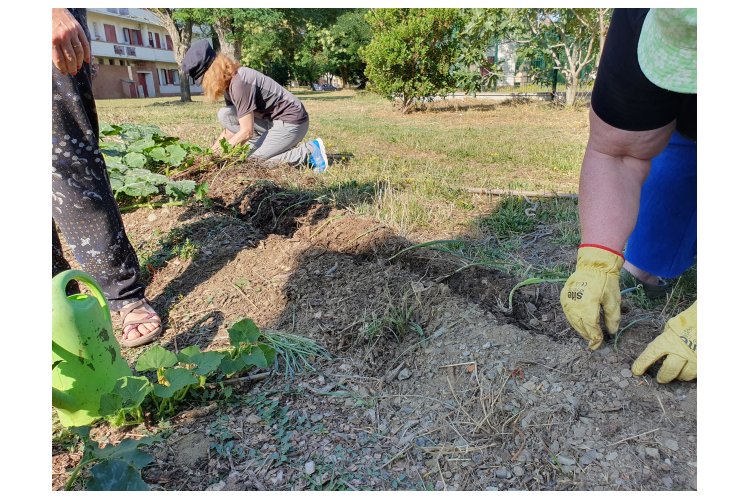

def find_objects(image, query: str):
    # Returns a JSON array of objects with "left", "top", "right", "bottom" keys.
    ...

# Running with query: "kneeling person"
[{"left": 183, "top": 40, "right": 328, "bottom": 172}]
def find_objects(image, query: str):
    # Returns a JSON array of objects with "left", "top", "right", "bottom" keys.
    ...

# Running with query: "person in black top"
[{"left": 559, "top": 8, "right": 697, "bottom": 384}]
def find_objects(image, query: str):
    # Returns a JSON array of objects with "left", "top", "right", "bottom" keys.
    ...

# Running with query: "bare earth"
[{"left": 52, "top": 163, "right": 697, "bottom": 491}]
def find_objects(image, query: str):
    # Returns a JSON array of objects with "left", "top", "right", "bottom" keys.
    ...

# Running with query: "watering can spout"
[{"left": 52, "top": 270, "right": 132, "bottom": 427}]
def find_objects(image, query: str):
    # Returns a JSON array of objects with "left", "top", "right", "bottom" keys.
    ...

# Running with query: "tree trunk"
[
  {"left": 565, "top": 75, "right": 578, "bottom": 106},
  {"left": 150, "top": 9, "right": 193, "bottom": 102},
  {"left": 214, "top": 19, "right": 240, "bottom": 61}
]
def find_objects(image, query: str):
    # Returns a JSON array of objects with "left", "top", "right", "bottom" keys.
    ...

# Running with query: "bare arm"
[
  {"left": 227, "top": 114, "right": 255, "bottom": 147},
  {"left": 211, "top": 114, "right": 255, "bottom": 154},
  {"left": 579, "top": 108, "right": 676, "bottom": 251}
]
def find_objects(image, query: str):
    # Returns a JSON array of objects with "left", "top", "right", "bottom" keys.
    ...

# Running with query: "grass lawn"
[{"left": 96, "top": 89, "right": 589, "bottom": 238}]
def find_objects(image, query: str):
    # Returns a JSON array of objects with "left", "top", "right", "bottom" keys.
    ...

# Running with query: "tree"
[
  {"left": 518, "top": 8, "right": 608, "bottom": 105},
  {"left": 149, "top": 8, "right": 198, "bottom": 102},
  {"left": 363, "top": 8, "right": 463, "bottom": 113},
  {"left": 594, "top": 8, "right": 613, "bottom": 72},
  {"left": 192, "top": 9, "right": 260, "bottom": 61},
  {"left": 455, "top": 8, "right": 521, "bottom": 95},
  {"left": 325, "top": 10, "right": 372, "bottom": 87}
]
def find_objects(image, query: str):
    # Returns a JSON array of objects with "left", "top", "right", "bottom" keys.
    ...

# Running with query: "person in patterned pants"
[{"left": 52, "top": 8, "right": 161, "bottom": 347}]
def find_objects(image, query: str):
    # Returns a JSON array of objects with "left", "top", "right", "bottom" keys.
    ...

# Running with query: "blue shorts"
[{"left": 624, "top": 131, "right": 697, "bottom": 278}]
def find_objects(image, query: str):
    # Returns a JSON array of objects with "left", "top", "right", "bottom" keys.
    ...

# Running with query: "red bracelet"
[{"left": 579, "top": 243, "right": 624, "bottom": 259}]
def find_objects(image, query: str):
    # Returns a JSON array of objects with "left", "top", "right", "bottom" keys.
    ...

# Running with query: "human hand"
[
  {"left": 632, "top": 302, "right": 697, "bottom": 383},
  {"left": 560, "top": 245, "right": 624, "bottom": 349},
  {"left": 52, "top": 8, "right": 90, "bottom": 75}
]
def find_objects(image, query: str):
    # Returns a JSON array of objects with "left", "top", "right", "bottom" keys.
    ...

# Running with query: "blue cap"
[{"left": 181, "top": 39, "right": 216, "bottom": 84}]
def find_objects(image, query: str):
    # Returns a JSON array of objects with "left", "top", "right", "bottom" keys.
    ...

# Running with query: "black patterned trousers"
[{"left": 51, "top": 8, "right": 143, "bottom": 310}]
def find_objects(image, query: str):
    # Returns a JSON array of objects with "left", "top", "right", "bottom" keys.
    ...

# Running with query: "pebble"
[
  {"left": 662, "top": 476, "right": 674, "bottom": 489},
  {"left": 579, "top": 450, "right": 598, "bottom": 466},
  {"left": 304, "top": 461, "right": 316, "bottom": 475},
  {"left": 618, "top": 380, "right": 629, "bottom": 389},
  {"left": 485, "top": 487, "right": 498, "bottom": 491},
  {"left": 246, "top": 414, "right": 262, "bottom": 424},
  {"left": 311, "top": 413, "right": 323, "bottom": 423},
  {"left": 664, "top": 439, "right": 679, "bottom": 452},
  {"left": 513, "top": 466, "right": 525, "bottom": 477},
  {"left": 495, "top": 468, "right": 512, "bottom": 479},
  {"left": 606, "top": 451, "right": 618, "bottom": 461},
  {"left": 620, "top": 368, "right": 633, "bottom": 378},
  {"left": 398, "top": 368, "right": 413, "bottom": 380},
  {"left": 205, "top": 481, "right": 226, "bottom": 491},
  {"left": 529, "top": 318, "right": 542, "bottom": 328},
  {"left": 482, "top": 342, "right": 492, "bottom": 349},
  {"left": 557, "top": 455, "right": 576, "bottom": 466},
  {"left": 646, "top": 447, "right": 660, "bottom": 459},
  {"left": 147, "top": 212, "right": 158, "bottom": 222}
]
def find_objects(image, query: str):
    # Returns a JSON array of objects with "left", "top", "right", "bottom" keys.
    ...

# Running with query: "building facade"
[{"left": 86, "top": 8, "right": 203, "bottom": 99}]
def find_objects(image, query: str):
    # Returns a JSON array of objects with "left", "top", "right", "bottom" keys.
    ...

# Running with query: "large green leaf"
[
  {"left": 120, "top": 179, "right": 159, "bottom": 198},
  {"left": 128, "top": 137, "right": 156, "bottom": 153},
  {"left": 98, "top": 393, "right": 124, "bottom": 418},
  {"left": 186, "top": 351, "right": 225, "bottom": 377},
  {"left": 165, "top": 180, "right": 196, "bottom": 199},
  {"left": 258, "top": 344, "right": 278, "bottom": 366},
  {"left": 99, "top": 123, "right": 122, "bottom": 136},
  {"left": 177, "top": 345, "right": 202, "bottom": 360},
  {"left": 152, "top": 367, "right": 198, "bottom": 398},
  {"left": 88, "top": 460, "right": 150, "bottom": 491},
  {"left": 228, "top": 318, "right": 261, "bottom": 347},
  {"left": 242, "top": 345, "right": 271, "bottom": 369},
  {"left": 88, "top": 435, "right": 159, "bottom": 467},
  {"left": 135, "top": 345, "right": 178, "bottom": 372},
  {"left": 164, "top": 144, "right": 188, "bottom": 166},
  {"left": 112, "top": 375, "right": 152, "bottom": 407},
  {"left": 124, "top": 152, "right": 148, "bottom": 169},
  {"left": 219, "top": 355, "right": 248, "bottom": 377}
]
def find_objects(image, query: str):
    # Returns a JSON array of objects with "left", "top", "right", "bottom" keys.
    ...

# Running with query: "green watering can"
[{"left": 52, "top": 270, "right": 132, "bottom": 428}]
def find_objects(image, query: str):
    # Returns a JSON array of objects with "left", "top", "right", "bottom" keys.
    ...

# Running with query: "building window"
[
  {"left": 92, "top": 22, "right": 101, "bottom": 41},
  {"left": 120, "top": 60, "right": 126, "bottom": 66},
  {"left": 155, "top": 33, "right": 161, "bottom": 49},
  {"left": 148, "top": 32, "right": 154, "bottom": 47},
  {"left": 107, "top": 8, "right": 117, "bottom": 13},
  {"left": 108, "top": 59, "right": 114, "bottom": 65},
  {"left": 122, "top": 28, "right": 130, "bottom": 45},
  {"left": 171, "top": 70, "right": 180, "bottom": 85},
  {"left": 165, "top": 35, "right": 173, "bottom": 51},
  {"left": 118, "top": 8, "right": 129, "bottom": 15},
  {"left": 104, "top": 24, "right": 117, "bottom": 43}
]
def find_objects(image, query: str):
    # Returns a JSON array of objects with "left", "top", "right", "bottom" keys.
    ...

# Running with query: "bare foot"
[{"left": 118, "top": 299, "right": 162, "bottom": 347}]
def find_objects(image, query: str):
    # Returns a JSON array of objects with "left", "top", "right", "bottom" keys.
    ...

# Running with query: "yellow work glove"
[
  {"left": 560, "top": 245, "right": 624, "bottom": 350},
  {"left": 632, "top": 302, "right": 697, "bottom": 383}
]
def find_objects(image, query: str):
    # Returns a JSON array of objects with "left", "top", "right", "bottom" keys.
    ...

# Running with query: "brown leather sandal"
[{"left": 117, "top": 298, "right": 162, "bottom": 348}]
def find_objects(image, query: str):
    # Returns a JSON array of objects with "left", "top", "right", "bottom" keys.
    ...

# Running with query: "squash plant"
[
  {"left": 99, "top": 123, "right": 207, "bottom": 204},
  {"left": 60, "top": 318, "right": 278, "bottom": 490}
]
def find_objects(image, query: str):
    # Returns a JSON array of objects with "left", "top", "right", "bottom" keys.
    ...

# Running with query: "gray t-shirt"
[{"left": 227, "top": 67, "right": 308, "bottom": 124}]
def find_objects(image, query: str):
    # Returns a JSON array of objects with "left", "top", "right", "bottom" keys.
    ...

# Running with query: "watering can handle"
[{"left": 54, "top": 269, "right": 112, "bottom": 323}]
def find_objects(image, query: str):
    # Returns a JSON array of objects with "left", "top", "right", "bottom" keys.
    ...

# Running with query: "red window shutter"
[
  {"left": 167, "top": 70, "right": 173, "bottom": 84},
  {"left": 134, "top": 30, "right": 143, "bottom": 46},
  {"left": 104, "top": 24, "right": 117, "bottom": 43},
  {"left": 166, "top": 35, "right": 173, "bottom": 50},
  {"left": 155, "top": 33, "right": 161, "bottom": 49}
]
